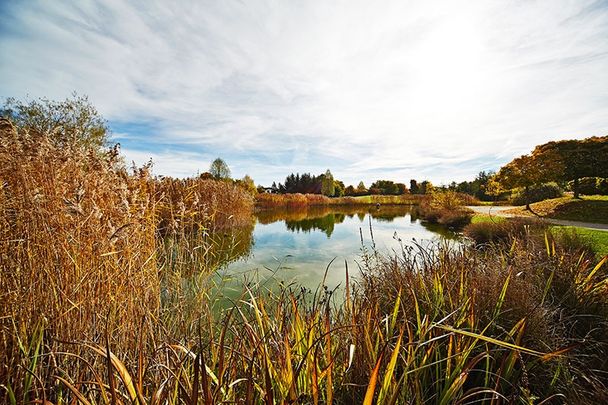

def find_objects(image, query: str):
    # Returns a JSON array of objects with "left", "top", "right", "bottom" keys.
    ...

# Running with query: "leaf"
[{"left": 363, "top": 351, "right": 385, "bottom": 405}]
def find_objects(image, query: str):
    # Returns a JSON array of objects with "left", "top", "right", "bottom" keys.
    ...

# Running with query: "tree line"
[{"left": 267, "top": 171, "right": 436, "bottom": 197}]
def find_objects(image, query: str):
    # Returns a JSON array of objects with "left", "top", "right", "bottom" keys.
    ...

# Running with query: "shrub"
[
  {"left": 464, "top": 217, "right": 547, "bottom": 245},
  {"left": 417, "top": 191, "right": 474, "bottom": 228},
  {"left": 510, "top": 182, "right": 563, "bottom": 205},
  {"left": 567, "top": 177, "right": 608, "bottom": 195}
]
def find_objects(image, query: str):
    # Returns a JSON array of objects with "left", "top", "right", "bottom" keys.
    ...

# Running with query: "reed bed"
[
  {"left": 418, "top": 191, "right": 475, "bottom": 228},
  {"left": 0, "top": 118, "right": 253, "bottom": 403},
  {"left": 255, "top": 193, "right": 422, "bottom": 209},
  {"left": 2, "top": 117, "right": 608, "bottom": 403}
]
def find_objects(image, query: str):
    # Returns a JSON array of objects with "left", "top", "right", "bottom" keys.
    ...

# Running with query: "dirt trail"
[{"left": 466, "top": 206, "right": 608, "bottom": 232}]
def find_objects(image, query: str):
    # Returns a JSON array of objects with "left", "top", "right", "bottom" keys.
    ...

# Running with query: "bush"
[
  {"left": 464, "top": 218, "right": 547, "bottom": 245},
  {"left": 510, "top": 183, "right": 563, "bottom": 205},
  {"left": 568, "top": 177, "right": 608, "bottom": 195},
  {"left": 417, "top": 191, "right": 474, "bottom": 228}
]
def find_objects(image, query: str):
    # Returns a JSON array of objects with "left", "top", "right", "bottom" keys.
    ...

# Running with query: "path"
[{"left": 466, "top": 206, "right": 608, "bottom": 232}]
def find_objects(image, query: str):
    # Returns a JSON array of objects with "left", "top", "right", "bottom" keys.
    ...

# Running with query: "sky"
[{"left": 1, "top": 0, "right": 607, "bottom": 187}]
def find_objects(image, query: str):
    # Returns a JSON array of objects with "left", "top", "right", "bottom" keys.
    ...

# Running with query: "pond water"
[{"left": 218, "top": 205, "right": 457, "bottom": 291}]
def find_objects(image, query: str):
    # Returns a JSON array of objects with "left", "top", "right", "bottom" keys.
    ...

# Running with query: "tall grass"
[
  {"left": 255, "top": 193, "right": 422, "bottom": 209},
  {"left": 5, "top": 221, "right": 607, "bottom": 403},
  {"left": 418, "top": 191, "right": 475, "bottom": 228},
  {"left": 2, "top": 117, "right": 608, "bottom": 403},
  {"left": 0, "top": 118, "right": 253, "bottom": 402}
]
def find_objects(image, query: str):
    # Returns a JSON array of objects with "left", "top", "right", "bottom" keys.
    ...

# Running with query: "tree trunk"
[
  {"left": 573, "top": 177, "right": 580, "bottom": 199},
  {"left": 525, "top": 185, "right": 530, "bottom": 211}
]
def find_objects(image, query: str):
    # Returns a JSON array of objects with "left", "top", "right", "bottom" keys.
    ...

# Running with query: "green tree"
[
  {"left": 333, "top": 180, "right": 345, "bottom": 197},
  {"left": 1, "top": 93, "right": 109, "bottom": 150},
  {"left": 321, "top": 169, "right": 335, "bottom": 196},
  {"left": 396, "top": 183, "right": 408, "bottom": 194},
  {"left": 370, "top": 180, "right": 399, "bottom": 195},
  {"left": 209, "top": 157, "right": 231, "bottom": 180},
  {"left": 410, "top": 179, "right": 420, "bottom": 194}
]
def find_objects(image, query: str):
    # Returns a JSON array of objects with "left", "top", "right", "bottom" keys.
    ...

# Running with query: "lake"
[{"left": 217, "top": 205, "right": 458, "bottom": 291}]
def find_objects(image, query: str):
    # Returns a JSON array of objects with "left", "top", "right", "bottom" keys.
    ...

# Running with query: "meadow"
[{"left": 2, "top": 117, "right": 608, "bottom": 404}]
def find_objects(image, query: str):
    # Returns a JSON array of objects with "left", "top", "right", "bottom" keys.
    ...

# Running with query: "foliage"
[
  {"left": 445, "top": 171, "right": 496, "bottom": 201},
  {"left": 1, "top": 93, "right": 109, "bottom": 150},
  {"left": 568, "top": 177, "right": 608, "bottom": 196},
  {"left": 0, "top": 117, "right": 254, "bottom": 398},
  {"left": 369, "top": 179, "right": 408, "bottom": 195},
  {"left": 509, "top": 182, "right": 563, "bottom": 205},
  {"left": 279, "top": 172, "right": 322, "bottom": 194},
  {"left": 235, "top": 174, "right": 258, "bottom": 195},
  {"left": 410, "top": 179, "right": 419, "bottom": 194},
  {"left": 209, "top": 157, "right": 231, "bottom": 179},
  {"left": 321, "top": 169, "right": 335, "bottom": 196},
  {"left": 494, "top": 136, "right": 608, "bottom": 199},
  {"left": 417, "top": 191, "right": 474, "bottom": 228},
  {"left": 5, "top": 214, "right": 608, "bottom": 403},
  {"left": 506, "top": 195, "right": 608, "bottom": 224},
  {"left": 533, "top": 136, "right": 608, "bottom": 197},
  {"left": 255, "top": 193, "right": 422, "bottom": 209},
  {"left": 464, "top": 218, "right": 546, "bottom": 245},
  {"left": 333, "top": 179, "right": 345, "bottom": 197}
]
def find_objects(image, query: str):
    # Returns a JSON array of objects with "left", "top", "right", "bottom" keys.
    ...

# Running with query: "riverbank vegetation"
[
  {"left": 255, "top": 192, "right": 422, "bottom": 209},
  {"left": 2, "top": 97, "right": 608, "bottom": 403},
  {"left": 416, "top": 191, "right": 476, "bottom": 228}
]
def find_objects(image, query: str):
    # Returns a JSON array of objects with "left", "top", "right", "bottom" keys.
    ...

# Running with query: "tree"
[
  {"left": 370, "top": 180, "right": 399, "bottom": 195},
  {"left": 492, "top": 154, "right": 545, "bottom": 209},
  {"left": 321, "top": 169, "right": 335, "bottom": 196},
  {"left": 419, "top": 181, "right": 433, "bottom": 195},
  {"left": 396, "top": 183, "right": 408, "bottom": 194},
  {"left": 410, "top": 179, "right": 420, "bottom": 194},
  {"left": 238, "top": 174, "right": 257, "bottom": 194},
  {"left": 531, "top": 136, "right": 608, "bottom": 198},
  {"left": 1, "top": 93, "right": 109, "bottom": 150},
  {"left": 209, "top": 157, "right": 231, "bottom": 179},
  {"left": 333, "top": 180, "right": 345, "bottom": 197}
]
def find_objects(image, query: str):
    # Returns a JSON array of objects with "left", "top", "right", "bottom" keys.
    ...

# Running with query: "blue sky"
[{"left": 1, "top": 0, "right": 607, "bottom": 187}]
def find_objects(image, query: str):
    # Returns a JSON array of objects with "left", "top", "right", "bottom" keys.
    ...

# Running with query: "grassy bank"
[
  {"left": 550, "top": 226, "right": 608, "bottom": 258},
  {"left": 506, "top": 195, "right": 608, "bottom": 224}
]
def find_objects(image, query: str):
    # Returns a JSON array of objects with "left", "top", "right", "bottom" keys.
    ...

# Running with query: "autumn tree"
[
  {"left": 1, "top": 93, "right": 109, "bottom": 150},
  {"left": 419, "top": 181, "right": 433, "bottom": 195},
  {"left": 209, "top": 157, "right": 231, "bottom": 179},
  {"left": 531, "top": 136, "right": 608, "bottom": 198},
  {"left": 492, "top": 154, "right": 547, "bottom": 209},
  {"left": 237, "top": 174, "right": 257, "bottom": 194}
]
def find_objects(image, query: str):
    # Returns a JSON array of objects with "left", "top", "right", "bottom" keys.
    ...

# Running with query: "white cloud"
[{"left": 1, "top": 0, "right": 607, "bottom": 186}]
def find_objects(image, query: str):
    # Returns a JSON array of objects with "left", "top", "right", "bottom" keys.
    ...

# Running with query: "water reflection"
[{"left": 213, "top": 205, "right": 458, "bottom": 291}]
